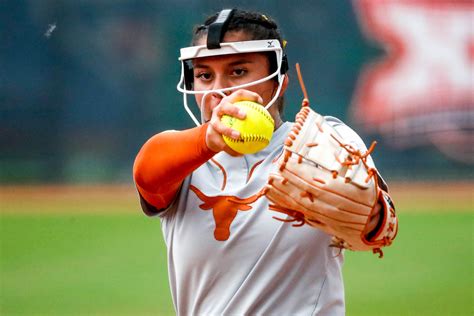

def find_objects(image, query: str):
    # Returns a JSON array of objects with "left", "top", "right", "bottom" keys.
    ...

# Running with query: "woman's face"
[{"left": 192, "top": 32, "right": 283, "bottom": 122}]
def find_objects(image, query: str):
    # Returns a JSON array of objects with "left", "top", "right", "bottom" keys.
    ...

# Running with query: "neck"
[{"left": 273, "top": 116, "right": 283, "bottom": 130}]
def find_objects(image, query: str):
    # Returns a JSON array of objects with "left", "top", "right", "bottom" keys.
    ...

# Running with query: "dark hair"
[
  {"left": 191, "top": 9, "right": 287, "bottom": 114},
  {"left": 192, "top": 9, "right": 284, "bottom": 47}
]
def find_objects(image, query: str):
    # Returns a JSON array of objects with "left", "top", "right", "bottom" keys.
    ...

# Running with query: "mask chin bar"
[{"left": 176, "top": 39, "right": 287, "bottom": 126}]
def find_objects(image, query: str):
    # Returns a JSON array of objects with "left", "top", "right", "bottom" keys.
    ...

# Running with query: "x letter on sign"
[{"left": 351, "top": 0, "right": 474, "bottom": 162}]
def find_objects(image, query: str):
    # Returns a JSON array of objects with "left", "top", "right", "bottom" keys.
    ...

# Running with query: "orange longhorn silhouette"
[{"left": 190, "top": 185, "right": 265, "bottom": 241}]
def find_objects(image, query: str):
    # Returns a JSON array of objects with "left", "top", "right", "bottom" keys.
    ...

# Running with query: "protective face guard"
[{"left": 176, "top": 39, "right": 286, "bottom": 126}]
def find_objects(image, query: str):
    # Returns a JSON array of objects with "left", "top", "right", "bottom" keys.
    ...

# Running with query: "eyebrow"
[{"left": 193, "top": 58, "right": 255, "bottom": 69}]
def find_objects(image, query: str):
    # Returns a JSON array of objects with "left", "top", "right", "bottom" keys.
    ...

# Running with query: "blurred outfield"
[{"left": 0, "top": 183, "right": 472, "bottom": 316}]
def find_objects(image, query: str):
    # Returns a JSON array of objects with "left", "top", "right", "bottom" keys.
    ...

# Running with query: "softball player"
[{"left": 134, "top": 8, "right": 397, "bottom": 315}]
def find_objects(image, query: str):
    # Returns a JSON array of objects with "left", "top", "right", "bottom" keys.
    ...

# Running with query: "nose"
[
  {"left": 211, "top": 74, "right": 231, "bottom": 92},
  {"left": 210, "top": 90, "right": 231, "bottom": 100},
  {"left": 209, "top": 76, "right": 231, "bottom": 101},
  {"left": 199, "top": 75, "right": 232, "bottom": 120}
]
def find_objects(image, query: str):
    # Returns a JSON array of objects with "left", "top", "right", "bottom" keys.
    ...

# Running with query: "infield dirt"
[{"left": 0, "top": 181, "right": 472, "bottom": 214}]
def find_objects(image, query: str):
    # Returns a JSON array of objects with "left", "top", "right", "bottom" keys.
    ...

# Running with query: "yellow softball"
[{"left": 221, "top": 100, "right": 275, "bottom": 154}]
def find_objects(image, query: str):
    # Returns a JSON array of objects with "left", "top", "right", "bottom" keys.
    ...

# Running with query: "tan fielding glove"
[{"left": 265, "top": 105, "right": 398, "bottom": 257}]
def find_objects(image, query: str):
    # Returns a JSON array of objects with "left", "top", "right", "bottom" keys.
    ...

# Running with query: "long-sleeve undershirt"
[{"left": 133, "top": 123, "right": 216, "bottom": 211}]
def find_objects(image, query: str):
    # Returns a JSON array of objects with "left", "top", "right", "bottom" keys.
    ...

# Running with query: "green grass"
[
  {"left": 0, "top": 214, "right": 173, "bottom": 316},
  {"left": 344, "top": 213, "right": 473, "bottom": 316},
  {"left": 1, "top": 203, "right": 473, "bottom": 315}
]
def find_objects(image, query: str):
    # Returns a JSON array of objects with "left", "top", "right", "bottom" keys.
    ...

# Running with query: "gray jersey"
[{"left": 158, "top": 118, "right": 373, "bottom": 315}]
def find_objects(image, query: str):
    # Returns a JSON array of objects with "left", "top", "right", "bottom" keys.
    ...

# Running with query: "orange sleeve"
[{"left": 133, "top": 123, "right": 216, "bottom": 211}]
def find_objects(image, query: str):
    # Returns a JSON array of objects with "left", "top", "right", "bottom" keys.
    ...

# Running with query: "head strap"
[{"left": 207, "top": 9, "right": 234, "bottom": 49}]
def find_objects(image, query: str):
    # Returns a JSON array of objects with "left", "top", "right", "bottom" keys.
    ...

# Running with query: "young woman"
[{"left": 134, "top": 8, "right": 397, "bottom": 315}]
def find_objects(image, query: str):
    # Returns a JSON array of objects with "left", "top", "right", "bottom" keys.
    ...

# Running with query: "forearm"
[{"left": 133, "top": 123, "right": 216, "bottom": 209}]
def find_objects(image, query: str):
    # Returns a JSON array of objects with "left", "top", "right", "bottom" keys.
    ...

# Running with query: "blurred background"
[
  {"left": 2, "top": 0, "right": 472, "bottom": 183},
  {"left": 1, "top": 0, "right": 473, "bottom": 315}
]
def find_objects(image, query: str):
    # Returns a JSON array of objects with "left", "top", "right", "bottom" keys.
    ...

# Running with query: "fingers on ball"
[
  {"left": 226, "top": 89, "right": 263, "bottom": 105},
  {"left": 218, "top": 101, "right": 246, "bottom": 119},
  {"left": 211, "top": 118, "right": 240, "bottom": 139}
]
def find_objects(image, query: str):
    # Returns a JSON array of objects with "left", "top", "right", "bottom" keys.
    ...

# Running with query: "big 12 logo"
[{"left": 351, "top": 0, "right": 473, "bottom": 163}]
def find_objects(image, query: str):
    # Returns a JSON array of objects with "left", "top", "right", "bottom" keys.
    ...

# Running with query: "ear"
[{"left": 278, "top": 75, "right": 289, "bottom": 97}]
